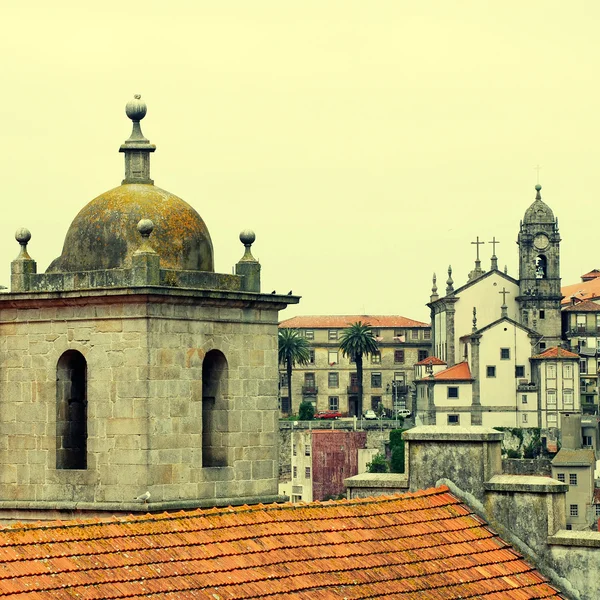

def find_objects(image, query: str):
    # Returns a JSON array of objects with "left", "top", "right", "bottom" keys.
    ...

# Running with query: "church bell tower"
[{"left": 517, "top": 185, "right": 562, "bottom": 347}]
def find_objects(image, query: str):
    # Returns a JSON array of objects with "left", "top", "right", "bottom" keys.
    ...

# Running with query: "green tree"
[
  {"left": 298, "top": 401, "right": 315, "bottom": 421},
  {"left": 367, "top": 453, "right": 389, "bottom": 473},
  {"left": 339, "top": 321, "right": 379, "bottom": 417},
  {"left": 278, "top": 328, "right": 311, "bottom": 414},
  {"left": 389, "top": 429, "right": 406, "bottom": 473}
]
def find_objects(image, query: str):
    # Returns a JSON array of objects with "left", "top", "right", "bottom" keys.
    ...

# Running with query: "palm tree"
[
  {"left": 278, "top": 328, "right": 311, "bottom": 413},
  {"left": 339, "top": 321, "right": 379, "bottom": 417}
]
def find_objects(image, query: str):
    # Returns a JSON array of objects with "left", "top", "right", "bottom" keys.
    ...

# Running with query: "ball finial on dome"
[
  {"left": 137, "top": 218, "right": 154, "bottom": 238},
  {"left": 126, "top": 94, "right": 147, "bottom": 121},
  {"left": 15, "top": 228, "right": 31, "bottom": 246},
  {"left": 535, "top": 184, "right": 542, "bottom": 192},
  {"left": 240, "top": 229, "right": 256, "bottom": 246}
]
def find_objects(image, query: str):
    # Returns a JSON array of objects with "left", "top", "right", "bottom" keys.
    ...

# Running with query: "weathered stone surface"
[{"left": 0, "top": 283, "right": 297, "bottom": 515}]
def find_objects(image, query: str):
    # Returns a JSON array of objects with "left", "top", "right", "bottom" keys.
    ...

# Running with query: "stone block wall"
[{"left": 0, "top": 291, "right": 281, "bottom": 510}]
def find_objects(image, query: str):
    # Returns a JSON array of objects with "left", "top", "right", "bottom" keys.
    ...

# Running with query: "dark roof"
[
  {"left": 552, "top": 448, "right": 595, "bottom": 467},
  {"left": 562, "top": 299, "right": 600, "bottom": 313},
  {"left": 0, "top": 486, "right": 564, "bottom": 599}
]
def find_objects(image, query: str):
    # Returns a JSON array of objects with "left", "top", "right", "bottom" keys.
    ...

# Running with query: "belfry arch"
[
  {"left": 56, "top": 350, "right": 87, "bottom": 470},
  {"left": 202, "top": 350, "right": 229, "bottom": 467}
]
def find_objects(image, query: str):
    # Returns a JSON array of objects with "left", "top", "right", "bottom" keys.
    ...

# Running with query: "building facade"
[
  {"left": 278, "top": 315, "right": 431, "bottom": 417},
  {"left": 561, "top": 298, "right": 600, "bottom": 416},
  {"left": 425, "top": 185, "right": 584, "bottom": 438}
]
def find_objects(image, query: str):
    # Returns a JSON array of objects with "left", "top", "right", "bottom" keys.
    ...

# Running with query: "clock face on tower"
[{"left": 534, "top": 233, "right": 549, "bottom": 250}]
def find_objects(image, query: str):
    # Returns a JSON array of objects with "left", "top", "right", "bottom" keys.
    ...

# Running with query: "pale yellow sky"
[{"left": 1, "top": 1, "right": 598, "bottom": 322}]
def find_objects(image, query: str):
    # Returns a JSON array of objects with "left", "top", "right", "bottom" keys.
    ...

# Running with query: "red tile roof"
[
  {"left": 415, "top": 356, "right": 447, "bottom": 366},
  {"left": 561, "top": 278, "right": 600, "bottom": 305},
  {"left": 562, "top": 299, "right": 600, "bottom": 313},
  {"left": 581, "top": 269, "right": 600, "bottom": 281},
  {"left": 0, "top": 486, "right": 563, "bottom": 599},
  {"left": 280, "top": 315, "right": 430, "bottom": 328},
  {"left": 420, "top": 361, "right": 473, "bottom": 381},
  {"left": 531, "top": 346, "right": 580, "bottom": 360}
]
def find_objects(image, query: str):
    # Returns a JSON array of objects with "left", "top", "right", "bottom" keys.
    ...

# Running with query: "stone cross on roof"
[{"left": 489, "top": 236, "right": 500, "bottom": 270}]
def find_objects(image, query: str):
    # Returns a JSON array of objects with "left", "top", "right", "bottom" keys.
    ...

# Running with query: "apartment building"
[{"left": 278, "top": 315, "right": 431, "bottom": 417}]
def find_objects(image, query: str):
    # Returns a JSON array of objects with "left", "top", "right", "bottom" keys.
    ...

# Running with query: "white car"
[
  {"left": 363, "top": 409, "right": 378, "bottom": 420},
  {"left": 395, "top": 409, "right": 412, "bottom": 419}
]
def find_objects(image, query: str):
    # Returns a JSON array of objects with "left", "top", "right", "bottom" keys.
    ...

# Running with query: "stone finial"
[
  {"left": 120, "top": 95, "right": 156, "bottom": 185},
  {"left": 12, "top": 227, "right": 36, "bottom": 292},
  {"left": 472, "top": 307, "right": 477, "bottom": 332},
  {"left": 134, "top": 219, "right": 157, "bottom": 255},
  {"left": 137, "top": 218, "right": 154, "bottom": 238},
  {"left": 535, "top": 184, "right": 542, "bottom": 200},
  {"left": 239, "top": 229, "right": 257, "bottom": 262},
  {"left": 126, "top": 95, "right": 148, "bottom": 121},
  {"left": 15, "top": 228, "right": 32, "bottom": 260},
  {"left": 236, "top": 229, "right": 261, "bottom": 292},
  {"left": 430, "top": 273, "right": 439, "bottom": 302},
  {"left": 446, "top": 265, "right": 454, "bottom": 294},
  {"left": 504, "top": 265, "right": 508, "bottom": 274},
  {"left": 132, "top": 219, "right": 160, "bottom": 285}
]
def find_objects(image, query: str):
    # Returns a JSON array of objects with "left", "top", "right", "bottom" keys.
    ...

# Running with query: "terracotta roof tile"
[
  {"left": 279, "top": 315, "right": 430, "bottom": 329},
  {"left": 531, "top": 346, "right": 580, "bottom": 360},
  {"left": 415, "top": 356, "right": 447, "bottom": 366},
  {"left": 561, "top": 277, "right": 600, "bottom": 305},
  {"left": 0, "top": 486, "right": 563, "bottom": 599},
  {"left": 581, "top": 269, "right": 600, "bottom": 280},
  {"left": 562, "top": 299, "right": 600, "bottom": 312},
  {"left": 419, "top": 361, "right": 473, "bottom": 381}
]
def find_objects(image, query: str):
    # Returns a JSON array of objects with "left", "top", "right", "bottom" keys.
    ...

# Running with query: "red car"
[{"left": 315, "top": 410, "right": 342, "bottom": 420}]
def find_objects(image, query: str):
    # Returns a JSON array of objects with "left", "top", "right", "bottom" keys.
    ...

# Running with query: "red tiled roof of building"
[
  {"left": 561, "top": 278, "right": 600, "bottom": 305},
  {"left": 279, "top": 315, "right": 430, "bottom": 328},
  {"left": 531, "top": 346, "right": 580, "bottom": 360},
  {"left": 415, "top": 356, "right": 447, "bottom": 366},
  {"left": 421, "top": 361, "right": 473, "bottom": 381},
  {"left": 581, "top": 269, "right": 600, "bottom": 281},
  {"left": 562, "top": 299, "right": 600, "bottom": 313},
  {"left": 0, "top": 486, "right": 563, "bottom": 599}
]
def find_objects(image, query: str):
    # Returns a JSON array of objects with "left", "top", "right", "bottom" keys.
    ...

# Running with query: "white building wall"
[
  {"left": 453, "top": 275, "right": 520, "bottom": 347},
  {"left": 434, "top": 382, "right": 472, "bottom": 427},
  {"left": 290, "top": 430, "right": 313, "bottom": 502},
  {"left": 478, "top": 324, "right": 531, "bottom": 403},
  {"left": 538, "top": 359, "right": 581, "bottom": 430}
]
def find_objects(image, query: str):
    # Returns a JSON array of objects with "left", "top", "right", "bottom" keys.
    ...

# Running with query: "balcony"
[
  {"left": 570, "top": 327, "right": 600, "bottom": 336},
  {"left": 302, "top": 386, "right": 318, "bottom": 396},
  {"left": 347, "top": 385, "right": 359, "bottom": 394},
  {"left": 516, "top": 381, "right": 537, "bottom": 392}
]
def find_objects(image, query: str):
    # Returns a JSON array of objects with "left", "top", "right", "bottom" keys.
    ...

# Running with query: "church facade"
[
  {"left": 418, "top": 185, "right": 582, "bottom": 439},
  {"left": 0, "top": 97, "right": 297, "bottom": 521}
]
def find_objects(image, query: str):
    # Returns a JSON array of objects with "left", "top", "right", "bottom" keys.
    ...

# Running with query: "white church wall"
[
  {"left": 478, "top": 323, "right": 532, "bottom": 410},
  {"left": 453, "top": 275, "right": 520, "bottom": 345}
]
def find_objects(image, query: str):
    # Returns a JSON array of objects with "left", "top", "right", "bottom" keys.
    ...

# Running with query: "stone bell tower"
[
  {"left": 0, "top": 96, "right": 299, "bottom": 522},
  {"left": 516, "top": 184, "right": 562, "bottom": 347}
]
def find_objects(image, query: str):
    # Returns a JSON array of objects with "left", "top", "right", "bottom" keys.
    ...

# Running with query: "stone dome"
[
  {"left": 47, "top": 184, "right": 214, "bottom": 273},
  {"left": 523, "top": 185, "right": 555, "bottom": 224}
]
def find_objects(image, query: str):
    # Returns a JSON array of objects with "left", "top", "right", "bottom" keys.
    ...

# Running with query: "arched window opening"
[
  {"left": 535, "top": 255, "right": 547, "bottom": 279},
  {"left": 56, "top": 350, "right": 87, "bottom": 469},
  {"left": 202, "top": 350, "right": 229, "bottom": 467}
]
